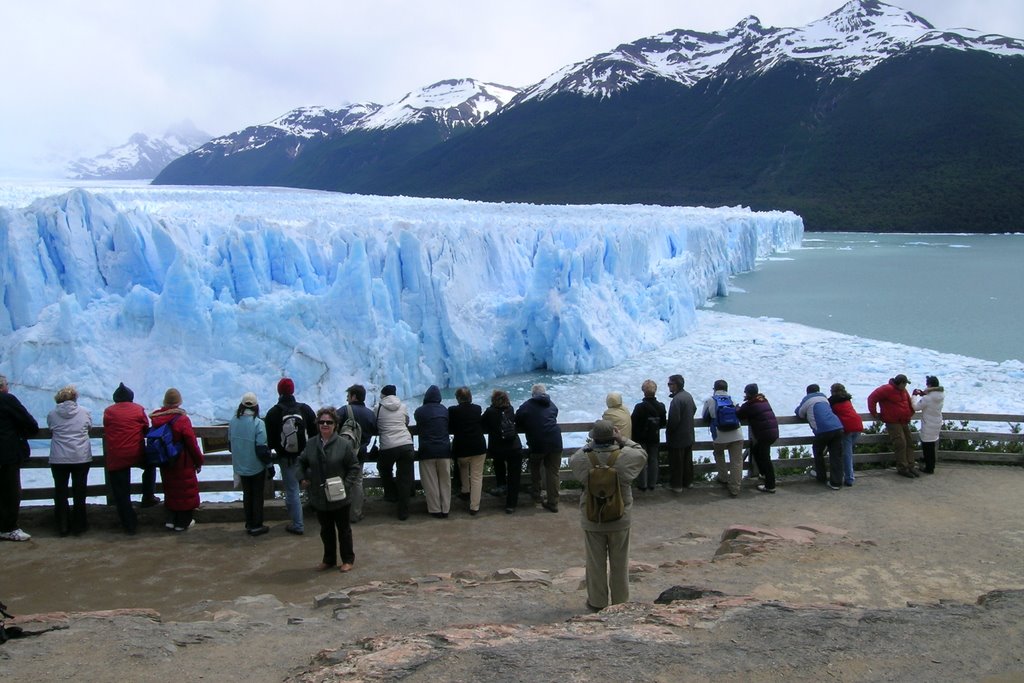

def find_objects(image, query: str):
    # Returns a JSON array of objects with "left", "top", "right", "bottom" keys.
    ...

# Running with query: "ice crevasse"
[{"left": 0, "top": 187, "right": 802, "bottom": 420}]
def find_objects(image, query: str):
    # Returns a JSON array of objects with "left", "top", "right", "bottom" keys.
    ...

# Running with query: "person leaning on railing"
[{"left": 0, "top": 375, "right": 39, "bottom": 543}]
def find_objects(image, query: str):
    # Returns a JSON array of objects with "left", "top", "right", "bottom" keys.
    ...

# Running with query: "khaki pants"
[
  {"left": 886, "top": 422, "right": 915, "bottom": 471},
  {"left": 420, "top": 458, "right": 452, "bottom": 514},
  {"left": 457, "top": 453, "right": 486, "bottom": 512},
  {"left": 584, "top": 527, "right": 631, "bottom": 609},
  {"left": 713, "top": 439, "right": 744, "bottom": 495}
]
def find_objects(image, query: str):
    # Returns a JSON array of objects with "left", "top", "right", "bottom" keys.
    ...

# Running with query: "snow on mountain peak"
[
  {"left": 515, "top": 0, "right": 1024, "bottom": 103},
  {"left": 360, "top": 78, "right": 520, "bottom": 131}
]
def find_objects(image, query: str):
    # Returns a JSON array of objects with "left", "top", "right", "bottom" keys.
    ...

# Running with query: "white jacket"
[
  {"left": 913, "top": 388, "right": 945, "bottom": 443},
  {"left": 375, "top": 395, "right": 413, "bottom": 449},
  {"left": 47, "top": 401, "right": 93, "bottom": 464}
]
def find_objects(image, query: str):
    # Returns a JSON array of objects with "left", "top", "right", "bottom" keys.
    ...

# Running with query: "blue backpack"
[
  {"left": 144, "top": 416, "right": 182, "bottom": 466},
  {"left": 713, "top": 395, "right": 741, "bottom": 432}
]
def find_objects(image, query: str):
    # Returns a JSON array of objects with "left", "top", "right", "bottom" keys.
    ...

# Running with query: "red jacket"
[
  {"left": 867, "top": 382, "right": 914, "bottom": 424},
  {"left": 151, "top": 407, "right": 204, "bottom": 512},
  {"left": 829, "top": 397, "right": 864, "bottom": 434},
  {"left": 102, "top": 401, "right": 149, "bottom": 471}
]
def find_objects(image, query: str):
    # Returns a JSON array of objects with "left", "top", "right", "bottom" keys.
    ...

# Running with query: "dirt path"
[{"left": 3, "top": 464, "right": 1023, "bottom": 681}]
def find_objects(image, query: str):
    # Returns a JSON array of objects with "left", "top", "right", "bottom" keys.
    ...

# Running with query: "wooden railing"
[{"left": 19, "top": 412, "right": 1023, "bottom": 501}]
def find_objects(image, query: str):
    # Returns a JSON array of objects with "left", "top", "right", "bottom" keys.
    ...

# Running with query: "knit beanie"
[
  {"left": 163, "top": 387, "right": 182, "bottom": 407},
  {"left": 113, "top": 382, "right": 134, "bottom": 403},
  {"left": 277, "top": 377, "right": 295, "bottom": 396}
]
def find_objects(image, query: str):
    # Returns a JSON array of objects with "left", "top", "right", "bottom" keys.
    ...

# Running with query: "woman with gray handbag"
[{"left": 298, "top": 406, "right": 361, "bottom": 572}]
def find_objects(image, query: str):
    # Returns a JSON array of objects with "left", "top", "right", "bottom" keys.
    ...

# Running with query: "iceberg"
[{"left": 0, "top": 185, "right": 802, "bottom": 421}]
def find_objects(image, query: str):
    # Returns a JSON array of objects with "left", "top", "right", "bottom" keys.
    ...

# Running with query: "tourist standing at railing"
[
  {"left": 344, "top": 384, "right": 377, "bottom": 524},
  {"left": 867, "top": 374, "right": 918, "bottom": 479},
  {"left": 375, "top": 385, "right": 415, "bottom": 521},
  {"left": 665, "top": 374, "right": 696, "bottom": 492},
  {"left": 416, "top": 385, "right": 452, "bottom": 519},
  {"left": 568, "top": 420, "right": 647, "bottom": 611},
  {"left": 265, "top": 378, "right": 317, "bottom": 536},
  {"left": 229, "top": 392, "right": 270, "bottom": 537},
  {"left": 913, "top": 375, "right": 945, "bottom": 474},
  {"left": 102, "top": 382, "right": 150, "bottom": 534},
  {"left": 631, "top": 380, "right": 666, "bottom": 492},
  {"left": 736, "top": 384, "right": 780, "bottom": 494},
  {"left": 482, "top": 389, "right": 523, "bottom": 514},
  {"left": 795, "top": 384, "right": 845, "bottom": 490},
  {"left": 602, "top": 392, "right": 631, "bottom": 440},
  {"left": 829, "top": 383, "right": 864, "bottom": 487},
  {"left": 449, "top": 387, "right": 486, "bottom": 516},
  {"left": 516, "top": 384, "right": 563, "bottom": 513},
  {"left": 0, "top": 375, "right": 39, "bottom": 543},
  {"left": 47, "top": 385, "right": 93, "bottom": 536},
  {"left": 151, "top": 388, "right": 204, "bottom": 531},
  {"left": 703, "top": 380, "right": 745, "bottom": 497},
  {"left": 298, "top": 406, "right": 360, "bottom": 573}
]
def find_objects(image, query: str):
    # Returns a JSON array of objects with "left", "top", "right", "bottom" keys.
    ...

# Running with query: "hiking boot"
[{"left": 140, "top": 496, "right": 161, "bottom": 508}]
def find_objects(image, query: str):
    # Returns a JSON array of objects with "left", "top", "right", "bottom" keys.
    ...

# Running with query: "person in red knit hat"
[{"left": 264, "top": 377, "right": 317, "bottom": 534}]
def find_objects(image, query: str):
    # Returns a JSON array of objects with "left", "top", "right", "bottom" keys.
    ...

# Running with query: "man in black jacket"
[
  {"left": 265, "top": 378, "right": 317, "bottom": 535},
  {"left": 0, "top": 375, "right": 40, "bottom": 542},
  {"left": 515, "top": 384, "right": 563, "bottom": 512},
  {"left": 666, "top": 374, "right": 696, "bottom": 492}
]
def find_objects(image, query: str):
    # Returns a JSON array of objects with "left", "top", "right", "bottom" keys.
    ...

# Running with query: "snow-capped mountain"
[
  {"left": 157, "top": 78, "right": 518, "bottom": 185},
  {"left": 514, "top": 0, "right": 1024, "bottom": 104},
  {"left": 68, "top": 121, "right": 210, "bottom": 180},
  {"left": 155, "top": 1, "right": 1024, "bottom": 232}
]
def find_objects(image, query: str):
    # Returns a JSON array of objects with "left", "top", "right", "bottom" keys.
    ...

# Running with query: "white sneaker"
[{"left": 0, "top": 528, "right": 32, "bottom": 541}]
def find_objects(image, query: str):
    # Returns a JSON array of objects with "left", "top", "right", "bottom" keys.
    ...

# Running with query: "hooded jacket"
[
  {"left": 228, "top": 409, "right": 269, "bottom": 477},
  {"left": 601, "top": 392, "right": 632, "bottom": 440},
  {"left": 414, "top": 385, "right": 451, "bottom": 460},
  {"left": 376, "top": 394, "right": 413, "bottom": 450},
  {"left": 150, "top": 406, "right": 204, "bottom": 512},
  {"left": 47, "top": 400, "right": 93, "bottom": 465},
  {"left": 913, "top": 387, "right": 945, "bottom": 442},
  {"left": 515, "top": 393, "right": 563, "bottom": 454},
  {"left": 828, "top": 393, "right": 865, "bottom": 434},
  {"left": 736, "top": 394, "right": 780, "bottom": 444}
]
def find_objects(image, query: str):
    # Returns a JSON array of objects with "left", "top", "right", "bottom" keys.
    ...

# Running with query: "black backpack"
[{"left": 499, "top": 408, "right": 517, "bottom": 440}]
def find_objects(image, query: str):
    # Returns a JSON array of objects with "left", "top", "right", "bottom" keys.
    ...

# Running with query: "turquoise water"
[{"left": 711, "top": 233, "right": 1023, "bottom": 363}]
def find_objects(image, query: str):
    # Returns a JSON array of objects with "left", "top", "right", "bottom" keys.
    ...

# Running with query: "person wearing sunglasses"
[{"left": 298, "top": 406, "right": 361, "bottom": 572}]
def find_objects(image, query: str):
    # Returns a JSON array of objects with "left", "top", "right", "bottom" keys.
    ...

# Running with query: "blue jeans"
[
  {"left": 279, "top": 458, "right": 303, "bottom": 531},
  {"left": 841, "top": 432, "right": 860, "bottom": 485}
]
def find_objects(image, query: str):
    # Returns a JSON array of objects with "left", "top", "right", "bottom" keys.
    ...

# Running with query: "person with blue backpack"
[{"left": 702, "top": 380, "right": 745, "bottom": 497}]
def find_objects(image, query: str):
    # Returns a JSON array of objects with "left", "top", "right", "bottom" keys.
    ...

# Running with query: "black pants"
[
  {"left": 0, "top": 462, "right": 22, "bottom": 533},
  {"left": 51, "top": 462, "right": 90, "bottom": 535},
  {"left": 750, "top": 438, "right": 777, "bottom": 490},
  {"left": 107, "top": 467, "right": 137, "bottom": 532},
  {"left": 141, "top": 465, "right": 157, "bottom": 500},
  {"left": 668, "top": 446, "right": 694, "bottom": 489},
  {"left": 316, "top": 505, "right": 354, "bottom": 566},
  {"left": 378, "top": 445, "right": 415, "bottom": 518},
  {"left": 921, "top": 441, "right": 937, "bottom": 472},
  {"left": 812, "top": 429, "right": 844, "bottom": 486},
  {"left": 241, "top": 470, "right": 267, "bottom": 529},
  {"left": 500, "top": 448, "right": 523, "bottom": 509}
]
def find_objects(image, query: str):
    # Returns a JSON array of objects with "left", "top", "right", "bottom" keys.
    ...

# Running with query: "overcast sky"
[{"left": 2, "top": 0, "right": 1022, "bottom": 176}]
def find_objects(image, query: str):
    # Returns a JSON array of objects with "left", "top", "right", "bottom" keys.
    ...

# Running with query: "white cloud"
[{"left": 1, "top": 0, "right": 1022, "bottom": 176}]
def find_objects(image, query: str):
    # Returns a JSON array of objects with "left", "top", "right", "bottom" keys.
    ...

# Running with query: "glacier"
[{"left": 0, "top": 184, "right": 802, "bottom": 422}]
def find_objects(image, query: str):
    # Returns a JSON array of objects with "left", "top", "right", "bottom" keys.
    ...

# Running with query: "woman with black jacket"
[{"left": 482, "top": 389, "right": 523, "bottom": 514}]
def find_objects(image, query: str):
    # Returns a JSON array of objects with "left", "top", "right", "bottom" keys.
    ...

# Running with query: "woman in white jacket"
[
  {"left": 912, "top": 375, "right": 945, "bottom": 474},
  {"left": 47, "top": 385, "right": 93, "bottom": 535}
]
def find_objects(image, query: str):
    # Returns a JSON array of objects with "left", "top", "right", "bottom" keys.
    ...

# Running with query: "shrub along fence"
[{"left": 19, "top": 412, "right": 1023, "bottom": 502}]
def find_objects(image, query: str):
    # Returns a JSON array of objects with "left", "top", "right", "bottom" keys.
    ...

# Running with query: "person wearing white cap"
[{"left": 229, "top": 392, "right": 270, "bottom": 536}]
